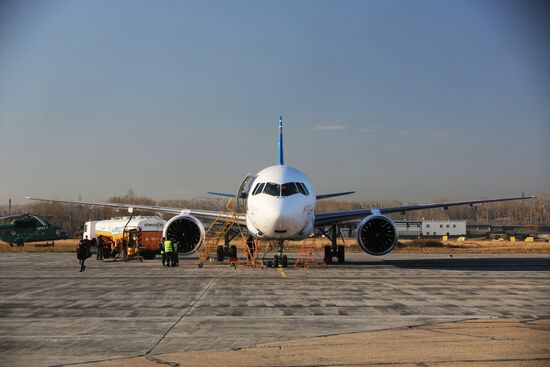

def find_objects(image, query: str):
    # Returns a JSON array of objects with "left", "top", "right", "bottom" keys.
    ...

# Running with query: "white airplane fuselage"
[{"left": 245, "top": 165, "right": 316, "bottom": 241}]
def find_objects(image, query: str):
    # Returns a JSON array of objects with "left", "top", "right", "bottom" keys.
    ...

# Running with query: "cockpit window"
[
  {"left": 263, "top": 182, "right": 280, "bottom": 196},
  {"left": 297, "top": 182, "right": 309, "bottom": 195},
  {"left": 252, "top": 182, "right": 265, "bottom": 196},
  {"left": 281, "top": 182, "right": 299, "bottom": 197}
]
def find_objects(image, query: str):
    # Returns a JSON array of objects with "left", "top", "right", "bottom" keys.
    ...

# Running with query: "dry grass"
[
  {"left": 1, "top": 238, "right": 549, "bottom": 254},
  {"left": 0, "top": 239, "right": 79, "bottom": 253}
]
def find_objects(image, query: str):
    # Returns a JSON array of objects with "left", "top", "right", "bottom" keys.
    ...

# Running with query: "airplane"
[
  {"left": 27, "top": 117, "right": 535, "bottom": 265},
  {"left": 0, "top": 213, "right": 68, "bottom": 247}
]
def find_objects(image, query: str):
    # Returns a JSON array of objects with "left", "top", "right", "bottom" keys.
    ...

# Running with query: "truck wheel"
[
  {"left": 141, "top": 251, "right": 155, "bottom": 260},
  {"left": 282, "top": 255, "right": 288, "bottom": 268},
  {"left": 273, "top": 255, "right": 279, "bottom": 268},
  {"left": 230, "top": 245, "right": 237, "bottom": 259}
]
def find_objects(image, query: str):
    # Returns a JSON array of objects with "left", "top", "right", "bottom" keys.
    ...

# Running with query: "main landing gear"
[{"left": 320, "top": 224, "right": 346, "bottom": 264}]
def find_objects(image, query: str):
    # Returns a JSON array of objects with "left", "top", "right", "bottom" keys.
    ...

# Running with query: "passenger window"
[
  {"left": 263, "top": 182, "right": 280, "bottom": 196},
  {"left": 281, "top": 182, "right": 299, "bottom": 197},
  {"left": 252, "top": 183, "right": 265, "bottom": 195}
]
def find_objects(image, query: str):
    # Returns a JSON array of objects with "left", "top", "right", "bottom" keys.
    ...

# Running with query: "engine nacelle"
[
  {"left": 162, "top": 215, "right": 205, "bottom": 255},
  {"left": 356, "top": 215, "right": 398, "bottom": 256}
]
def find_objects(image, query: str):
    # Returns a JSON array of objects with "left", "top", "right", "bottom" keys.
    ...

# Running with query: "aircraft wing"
[
  {"left": 25, "top": 197, "right": 247, "bottom": 224},
  {"left": 314, "top": 195, "right": 535, "bottom": 227}
]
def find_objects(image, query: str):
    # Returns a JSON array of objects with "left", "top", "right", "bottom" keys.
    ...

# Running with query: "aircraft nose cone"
[{"left": 274, "top": 201, "right": 303, "bottom": 234}]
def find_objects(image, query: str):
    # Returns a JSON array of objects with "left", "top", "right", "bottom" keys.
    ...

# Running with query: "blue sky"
[{"left": 0, "top": 0, "right": 548, "bottom": 204}]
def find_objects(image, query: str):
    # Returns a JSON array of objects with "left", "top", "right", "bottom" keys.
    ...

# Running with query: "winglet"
[{"left": 277, "top": 116, "right": 284, "bottom": 165}]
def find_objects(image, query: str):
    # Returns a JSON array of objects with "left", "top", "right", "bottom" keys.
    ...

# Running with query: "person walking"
[
  {"left": 82, "top": 236, "right": 92, "bottom": 259},
  {"left": 76, "top": 240, "right": 88, "bottom": 272}
]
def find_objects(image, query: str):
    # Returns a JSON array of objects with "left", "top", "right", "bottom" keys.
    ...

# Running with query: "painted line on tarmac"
[{"left": 278, "top": 266, "right": 287, "bottom": 278}]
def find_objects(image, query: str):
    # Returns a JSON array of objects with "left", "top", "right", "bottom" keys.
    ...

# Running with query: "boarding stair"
[
  {"left": 197, "top": 199, "right": 239, "bottom": 267},
  {"left": 294, "top": 238, "right": 324, "bottom": 269}
]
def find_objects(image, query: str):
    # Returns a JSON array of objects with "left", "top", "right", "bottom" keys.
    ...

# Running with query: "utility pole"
[{"left": 8, "top": 199, "right": 11, "bottom": 214}]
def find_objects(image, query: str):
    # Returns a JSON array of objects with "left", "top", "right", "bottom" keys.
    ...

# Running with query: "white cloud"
[{"left": 312, "top": 124, "right": 347, "bottom": 131}]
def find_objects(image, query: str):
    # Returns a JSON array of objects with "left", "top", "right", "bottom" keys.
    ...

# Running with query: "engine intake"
[
  {"left": 163, "top": 215, "right": 205, "bottom": 255},
  {"left": 356, "top": 215, "right": 398, "bottom": 256}
]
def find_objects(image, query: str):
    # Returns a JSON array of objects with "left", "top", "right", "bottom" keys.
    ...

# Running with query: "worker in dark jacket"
[
  {"left": 96, "top": 237, "right": 104, "bottom": 260},
  {"left": 172, "top": 242, "right": 179, "bottom": 267},
  {"left": 76, "top": 241, "right": 88, "bottom": 272},
  {"left": 160, "top": 237, "right": 166, "bottom": 266}
]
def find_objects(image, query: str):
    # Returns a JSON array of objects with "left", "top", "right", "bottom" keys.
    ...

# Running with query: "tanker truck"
[{"left": 83, "top": 216, "right": 166, "bottom": 260}]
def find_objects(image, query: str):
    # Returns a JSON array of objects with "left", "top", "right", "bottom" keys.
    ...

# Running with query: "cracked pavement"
[{"left": 0, "top": 253, "right": 549, "bottom": 366}]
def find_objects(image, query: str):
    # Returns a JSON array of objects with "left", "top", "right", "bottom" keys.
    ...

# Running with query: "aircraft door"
[{"left": 236, "top": 174, "right": 257, "bottom": 212}]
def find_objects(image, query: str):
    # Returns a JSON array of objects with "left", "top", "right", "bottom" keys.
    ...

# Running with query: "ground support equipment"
[{"left": 294, "top": 238, "right": 325, "bottom": 269}]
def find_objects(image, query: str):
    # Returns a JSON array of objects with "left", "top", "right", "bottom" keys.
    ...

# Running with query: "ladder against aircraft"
[
  {"left": 197, "top": 198, "right": 263, "bottom": 269},
  {"left": 294, "top": 238, "right": 325, "bottom": 269}
]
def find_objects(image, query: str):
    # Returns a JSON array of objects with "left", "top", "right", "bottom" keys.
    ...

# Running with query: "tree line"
[{"left": 1, "top": 191, "right": 548, "bottom": 237}]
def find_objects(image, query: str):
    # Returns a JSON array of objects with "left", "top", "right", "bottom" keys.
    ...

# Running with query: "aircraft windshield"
[
  {"left": 263, "top": 183, "right": 280, "bottom": 196},
  {"left": 297, "top": 182, "right": 309, "bottom": 195},
  {"left": 254, "top": 182, "right": 309, "bottom": 197},
  {"left": 252, "top": 182, "right": 265, "bottom": 196},
  {"left": 281, "top": 182, "right": 299, "bottom": 197}
]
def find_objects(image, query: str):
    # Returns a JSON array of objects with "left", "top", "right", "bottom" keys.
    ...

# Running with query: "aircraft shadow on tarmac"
[{"left": 335, "top": 257, "right": 550, "bottom": 271}]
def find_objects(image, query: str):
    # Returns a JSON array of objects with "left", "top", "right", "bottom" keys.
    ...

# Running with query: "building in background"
[{"left": 422, "top": 220, "right": 466, "bottom": 237}]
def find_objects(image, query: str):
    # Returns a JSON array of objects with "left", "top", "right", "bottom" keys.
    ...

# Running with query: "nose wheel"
[{"left": 266, "top": 240, "right": 288, "bottom": 268}]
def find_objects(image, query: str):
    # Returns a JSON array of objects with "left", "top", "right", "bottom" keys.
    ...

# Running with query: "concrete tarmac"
[{"left": 0, "top": 252, "right": 549, "bottom": 366}]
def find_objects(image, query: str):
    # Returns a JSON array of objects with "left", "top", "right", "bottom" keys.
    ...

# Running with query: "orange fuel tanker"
[{"left": 83, "top": 216, "right": 166, "bottom": 259}]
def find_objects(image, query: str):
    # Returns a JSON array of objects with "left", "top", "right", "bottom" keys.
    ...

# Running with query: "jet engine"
[
  {"left": 356, "top": 215, "right": 398, "bottom": 256},
  {"left": 163, "top": 215, "right": 205, "bottom": 255}
]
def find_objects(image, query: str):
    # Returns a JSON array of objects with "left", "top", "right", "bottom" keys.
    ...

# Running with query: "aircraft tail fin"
[{"left": 277, "top": 116, "right": 284, "bottom": 165}]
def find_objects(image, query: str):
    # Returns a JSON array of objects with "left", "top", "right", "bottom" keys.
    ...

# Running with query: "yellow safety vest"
[
  {"left": 163, "top": 240, "right": 173, "bottom": 253},
  {"left": 173, "top": 242, "right": 178, "bottom": 253}
]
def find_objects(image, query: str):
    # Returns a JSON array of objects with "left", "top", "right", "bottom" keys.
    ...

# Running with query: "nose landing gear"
[{"left": 266, "top": 240, "right": 288, "bottom": 268}]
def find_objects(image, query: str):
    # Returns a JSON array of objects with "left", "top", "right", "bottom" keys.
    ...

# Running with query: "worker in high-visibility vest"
[
  {"left": 160, "top": 237, "right": 166, "bottom": 266},
  {"left": 163, "top": 239, "right": 173, "bottom": 267},
  {"left": 172, "top": 242, "right": 179, "bottom": 267}
]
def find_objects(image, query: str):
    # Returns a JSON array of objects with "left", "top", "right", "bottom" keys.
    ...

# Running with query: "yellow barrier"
[
  {"left": 510, "top": 236, "right": 515, "bottom": 242},
  {"left": 525, "top": 237, "right": 534, "bottom": 243},
  {"left": 457, "top": 237, "right": 465, "bottom": 242},
  {"left": 442, "top": 235, "right": 448, "bottom": 242}
]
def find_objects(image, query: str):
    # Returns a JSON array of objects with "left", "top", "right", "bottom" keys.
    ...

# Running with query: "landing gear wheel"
[
  {"left": 337, "top": 245, "right": 345, "bottom": 263},
  {"left": 216, "top": 245, "right": 225, "bottom": 262},
  {"left": 273, "top": 255, "right": 279, "bottom": 268},
  {"left": 230, "top": 245, "right": 237, "bottom": 259},
  {"left": 324, "top": 245, "right": 332, "bottom": 264},
  {"left": 282, "top": 255, "right": 288, "bottom": 268}
]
